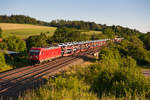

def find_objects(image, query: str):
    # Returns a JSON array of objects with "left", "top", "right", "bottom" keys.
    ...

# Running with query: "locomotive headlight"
[{"left": 35, "top": 56, "right": 38, "bottom": 59}]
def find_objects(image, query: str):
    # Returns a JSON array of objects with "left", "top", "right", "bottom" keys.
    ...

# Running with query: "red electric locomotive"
[{"left": 29, "top": 47, "right": 62, "bottom": 63}]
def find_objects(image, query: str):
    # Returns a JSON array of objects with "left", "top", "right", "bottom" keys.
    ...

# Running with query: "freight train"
[{"left": 29, "top": 38, "right": 123, "bottom": 64}]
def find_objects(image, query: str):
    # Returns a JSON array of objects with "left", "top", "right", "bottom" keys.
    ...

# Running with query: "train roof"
[
  {"left": 31, "top": 46, "right": 60, "bottom": 50},
  {"left": 31, "top": 38, "right": 123, "bottom": 49},
  {"left": 58, "top": 39, "right": 110, "bottom": 46}
]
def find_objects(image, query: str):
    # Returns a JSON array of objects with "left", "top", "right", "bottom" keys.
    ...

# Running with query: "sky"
[{"left": 0, "top": 0, "right": 150, "bottom": 33}]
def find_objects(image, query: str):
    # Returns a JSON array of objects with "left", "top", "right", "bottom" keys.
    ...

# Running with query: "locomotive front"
[{"left": 29, "top": 48, "right": 41, "bottom": 63}]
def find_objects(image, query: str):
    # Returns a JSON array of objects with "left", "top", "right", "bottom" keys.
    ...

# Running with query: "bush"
[
  {"left": 99, "top": 45, "right": 121, "bottom": 68},
  {"left": 4, "top": 52, "right": 29, "bottom": 68},
  {"left": 117, "top": 38, "right": 150, "bottom": 65},
  {"left": 91, "top": 65, "right": 150, "bottom": 98},
  {"left": 0, "top": 42, "right": 8, "bottom": 50},
  {"left": 120, "top": 56, "right": 136, "bottom": 68},
  {"left": 0, "top": 52, "right": 6, "bottom": 67},
  {"left": 19, "top": 75, "right": 99, "bottom": 100},
  {"left": 90, "top": 41, "right": 150, "bottom": 98},
  {"left": 102, "top": 27, "right": 115, "bottom": 38},
  {"left": 0, "top": 53, "right": 10, "bottom": 72},
  {"left": 78, "top": 63, "right": 104, "bottom": 85},
  {"left": 1, "top": 36, "right": 26, "bottom": 52},
  {"left": 49, "top": 76, "right": 82, "bottom": 90},
  {"left": 26, "top": 33, "right": 48, "bottom": 51}
]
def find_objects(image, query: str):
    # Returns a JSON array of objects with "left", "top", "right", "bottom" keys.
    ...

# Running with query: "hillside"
[
  {"left": 0, "top": 23, "right": 57, "bottom": 39},
  {"left": 0, "top": 23, "right": 103, "bottom": 39}
]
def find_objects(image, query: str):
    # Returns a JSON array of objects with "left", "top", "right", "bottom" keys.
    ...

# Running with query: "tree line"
[
  {"left": 50, "top": 20, "right": 142, "bottom": 36},
  {"left": 50, "top": 20, "right": 102, "bottom": 30},
  {"left": 0, "top": 15, "right": 143, "bottom": 36},
  {"left": 0, "top": 15, "right": 49, "bottom": 26}
]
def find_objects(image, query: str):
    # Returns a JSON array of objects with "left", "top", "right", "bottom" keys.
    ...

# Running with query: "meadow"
[
  {"left": 0, "top": 23, "right": 57, "bottom": 39},
  {"left": 81, "top": 30, "right": 102, "bottom": 35}
]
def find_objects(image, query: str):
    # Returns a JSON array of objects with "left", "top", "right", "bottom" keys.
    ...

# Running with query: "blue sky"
[{"left": 0, "top": 0, "right": 150, "bottom": 33}]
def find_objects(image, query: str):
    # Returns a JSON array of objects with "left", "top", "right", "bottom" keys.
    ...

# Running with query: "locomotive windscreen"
[{"left": 29, "top": 50, "right": 40, "bottom": 55}]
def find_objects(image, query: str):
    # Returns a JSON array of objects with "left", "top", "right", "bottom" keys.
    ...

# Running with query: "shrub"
[
  {"left": 91, "top": 41, "right": 150, "bottom": 98},
  {"left": 91, "top": 65, "right": 150, "bottom": 98},
  {"left": 49, "top": 76, "right": 82, "bottom": 90},
  {"left": 117, "top": 38, "right": 150, "bottom": 64},
  {"left": 120, "top": 56, "right": 136, "bottom": 68},
  {"left": 0, "top": 42, "right": 8, "bottom": 50},
  {"left": 0, "top": 52, "right": 6, "bottom": 67},
  {"left": 2, "top": 36, "right": 26, "bottom": 52},
  {"left": 19, "top": 75, "right": 99, "bottom": 100},
  {"left": 26, "top": 33, "right": 48, "bottom": 51}
]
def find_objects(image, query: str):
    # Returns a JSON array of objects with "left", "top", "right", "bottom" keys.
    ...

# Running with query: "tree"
[
  {"left": 2, "top": 36, "right": 26, "bottom": 52},
  {"left": 103, "top": 28, "right": 115, "bottom": 38},
  {"left": 0, "top": 42, "right": 8, "bottom": 50},
  {"left": 0, "top": 28, "right": 2, "bottom": 38},
  {"left": 0, "top": 52, "right": 6, "bottom": 67},
  {"left": 139, "top": 32, "right": 150, "bottom": 50},
  {"left": 52, "top": 27, "right": 68, "bottom": 43},
  {"left": 26, "top": 33, "right": 48, "bottom": 51},
  {"left": 49, "top": 20, "right": 102, "bottom": 30},
  {"left": 117, "top": 36, "right": 150, "bottom": 64},
  {"left": 52, "top": 27, "right": 86, "bottom": 43}
]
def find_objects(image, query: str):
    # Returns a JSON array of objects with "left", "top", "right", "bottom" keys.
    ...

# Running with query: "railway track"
[{"left": 0, "top": 48, "right": 100, "bottom": 99}]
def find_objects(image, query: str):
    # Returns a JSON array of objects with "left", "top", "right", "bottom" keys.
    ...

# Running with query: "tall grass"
[
  {"left": 18, "top": 74, "right": 99, "bottom": 100},
  {"left": 0, "top": 52, "right": 12, "bottom": 72},
  {"left": 18, "top": 62, "right": 150, "bottom": 100}
]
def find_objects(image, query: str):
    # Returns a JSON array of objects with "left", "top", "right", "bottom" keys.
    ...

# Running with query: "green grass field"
[
  {"left": 0, "top": 23, "right": 57, "bottom": 39},
  {"left": 82, "top": 30, "right": 102, "bottom": 35}
]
